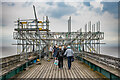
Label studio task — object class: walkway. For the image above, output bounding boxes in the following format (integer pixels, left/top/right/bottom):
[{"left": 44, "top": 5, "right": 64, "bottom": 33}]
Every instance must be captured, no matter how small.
[{"left": 13, "top": 59, "right": 105, "bottom": 80}]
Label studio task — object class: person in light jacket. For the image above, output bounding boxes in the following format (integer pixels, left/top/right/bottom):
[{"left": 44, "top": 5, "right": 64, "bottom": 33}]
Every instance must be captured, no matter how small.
[
  {"left": 49, "top": 45, "right": 53, "bottom": 59},
  {"left": 64, "top": 46, "right": 74, "bottom": 70}
]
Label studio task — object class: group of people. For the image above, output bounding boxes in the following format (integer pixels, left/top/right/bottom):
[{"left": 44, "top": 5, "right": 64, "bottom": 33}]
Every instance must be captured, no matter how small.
[{"left": 49, "top": 45, "right": 74, "bottom": 70}]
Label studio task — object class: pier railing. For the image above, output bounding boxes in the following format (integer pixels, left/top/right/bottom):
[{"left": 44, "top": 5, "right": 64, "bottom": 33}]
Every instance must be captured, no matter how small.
[
  {"left": 0, "top": 52, "right": 38, "bottom": 70},
  {"left": 76, "top": 52, "right": 120, "bottom": 70},
  {"left": 1, "top": 52, "right": 120, "bottom": 70}
]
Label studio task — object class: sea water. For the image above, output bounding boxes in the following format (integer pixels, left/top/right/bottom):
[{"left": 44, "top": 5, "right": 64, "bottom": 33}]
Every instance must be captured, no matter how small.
[{"left": 0, "top": 46, "right": 119, "bottom": 58}]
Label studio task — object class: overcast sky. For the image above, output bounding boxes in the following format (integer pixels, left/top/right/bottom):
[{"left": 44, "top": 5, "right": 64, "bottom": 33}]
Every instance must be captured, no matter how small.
[{"left": 0, "top": 0, "right": 119, "bottom": 48}]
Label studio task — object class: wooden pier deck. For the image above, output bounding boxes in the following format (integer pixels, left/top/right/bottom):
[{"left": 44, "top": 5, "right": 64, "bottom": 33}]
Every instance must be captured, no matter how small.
[{"left": 13, "top": 59, "right": 105, "bottom": 79}]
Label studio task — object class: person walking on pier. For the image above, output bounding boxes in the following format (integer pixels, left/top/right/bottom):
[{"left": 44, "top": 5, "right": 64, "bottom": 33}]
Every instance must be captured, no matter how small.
[
  {"left": 56, "top": 46, "right": 64, "bottom": 69},
  {"left": 64, "top": 46, "right": 74, "bottom": 70},
  {"left": 53, "top": 45, "right": 59, "bottom": 59},
  {"left": 49, "top": 45, "right": 53, "bottom": 59},
  {"left": 63, "top": 45, "right": 67, "bottom": 58}
]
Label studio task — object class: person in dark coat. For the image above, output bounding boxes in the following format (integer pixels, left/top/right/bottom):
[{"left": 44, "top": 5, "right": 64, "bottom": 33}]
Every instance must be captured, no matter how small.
[
  {"left": 53, "top": 45, "right": 59, "bottom": 58},
  {"left": 56, "top": 46, "right": 64, "bottom": 69}
]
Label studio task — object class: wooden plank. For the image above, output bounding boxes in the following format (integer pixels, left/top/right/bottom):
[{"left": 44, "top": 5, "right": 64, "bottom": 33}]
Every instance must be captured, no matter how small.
[
  {"left": 37, "top": 61, "right": 49, "bottom": 78},
  {"left": 65, "top": 60, "right": 71, "bottom": 78},
  {"left": 74, "top": 62, "right": 86, "bottom": 78},
  {"left": 49, "top": 61, "right": 54, "bottom": 78},
  {"left": 24, "top": 65, "right": 40, "bottom": 78},
  {"left": 78, "top": 63, "right": 93, "bottom": 79},
  {"left": 32, "top": 63, "right": 45, "bottom": 78},
  {"left": 61, "top": 66, "right": 64, "bottom": 78},
  {"left": 20, "top": 65, "right": 38, "bottom": 78},
  {"left": 52, "top": 60, "right": 58, "bottom": 79},
  {"left": 72, "top": 61, "right": 83, "bottom": 79},
  {"left": 77, "top": 60, "right": 101, "bottom": 79},
  {"left": 17, "top": 64, "right": 37, "bottom": 78},
  {"left": 71, "top": 64, "right": 80, "bottom": 79},
  {"left": 24, "top": 60, "right": 42, "bottom": 78},
  {"left": 63, "top": 60, "right": 68, "bottom": 78},
  {"left": 55, "top": 64, "right": 59, "bottom": 78},
  {"left": 70, "top": 63, "right": 77, "bottom": 79},
  {"left": 52, "top": 62, "right": 56, "bottom": 78},
  {"left": 77, "top": 64, "right": 91, "bottom": 78},
  {"left": 15, "top": 59, "right": 105, "bottom": 79},
  {"left": 82, "top": 65, "right": 97, "bottom": 79},
  {"left": 63, "top": 65, "right": 67, "bottom": 78},
  {"left": 76, "top": 60, "right": 102, "bottom": 80},
  {"left": 45, "top": 62, "right": 53, "bottom": 78},
  {"left": 41, "top": 62, "right": 50, "bottom": 78},
  {"left": 68, "top": 67, "right": 74, "bottom": 78},
  {"left": 25, "top": 65, "right": 39, "bottom": 79}
]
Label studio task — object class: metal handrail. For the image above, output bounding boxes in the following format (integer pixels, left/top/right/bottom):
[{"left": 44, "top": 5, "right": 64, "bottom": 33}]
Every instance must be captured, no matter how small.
[
  {"left": 0, "top": 52, "right": 38, "bottom": 69},
  {"left": 75, "top": 52, "right": 120, "bottom": 70}
]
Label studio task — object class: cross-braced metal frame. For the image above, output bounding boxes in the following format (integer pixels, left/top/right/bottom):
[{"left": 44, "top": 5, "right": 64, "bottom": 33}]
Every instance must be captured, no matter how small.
[{"left": 13, "top": 5, "right": 104, "bottom": 61}]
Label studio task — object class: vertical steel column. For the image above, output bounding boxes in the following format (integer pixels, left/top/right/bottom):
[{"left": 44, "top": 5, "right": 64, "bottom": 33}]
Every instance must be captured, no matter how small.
[
  {"left": 17, "top": 19, "right": 20, "bottom": 54},
  {"left": 25, "top": 32, "right": 28, "bottom": 60},
  {"left": 26, "top": 22, "right": 29, "bottom": 58},
  {"left": 79, "top": 29, "right": 82, "bottom": 52},
  {"left": 46, "top": 16, "right": 50, "bottom": 59},
  {"left": 85, "top": 24, "right": 87, "bottom": 52},
  {"left": 17, "top": 18, "right": 20, "bottom": 61},
  {"left": 33, "top": 40, "right": 34, "bottom": 52},
  {"left": 92, "top": 24, "right": 94, "bottom": 53},
  {"left": 89, "top": 21, "right": 91, "bottom": 32},
  {"left": 97, "top": 21, "right": 100, "bottom": 62},
  {"left": 89, "top": 21, "right": 91, "bottom": 53},
  {"left": 68, "top": 16, "right": 71, "bottom": 33},
  {"left": 98, "top": 21, "right": 100, "bottom": 54},
  {"left": 96, "top": 22, "right": 99, "bottom": 54},
  {"left": 33, "top": 5, "right": 41, "bottom": 59},
  {"left": 94, "top": 24, "right": 95, "bottom": 53},
  {"left": 38, "top": 31, "right": 41, "bottom": 60},
  {"left": 68, "top": 16, "right": 71, "bottom": 46}
]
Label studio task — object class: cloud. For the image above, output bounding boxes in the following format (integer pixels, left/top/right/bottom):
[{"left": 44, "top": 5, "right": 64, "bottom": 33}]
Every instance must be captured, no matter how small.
[
  {"left": 1, "top": 2, "right": 118, "bottom": 48},
  {"left": 102, "top": 0, "right": 120, "bottom": 2},
  {"left": 22, "top": 0, "right": 35, "bottom": 7},
  {"left": 38, "top": 2, "right": 77, "bottom": 18},
  {"left": 101, "top": 2, "right": 118, "bottom": 18},
  {"left": 50, "top": 5, "right": 76, "bottom": 18},
  {"left": 2, "top": 2, "right": 15, "bottom": 6},
  {"left": 90, "top": 1, "right": 103, "bottom": 11},
  {"left": 46, "top": 2, "right": 54, "bottom": 5},
  {"left": 83, "top": 0, "right": 95, "bottom": 1}
]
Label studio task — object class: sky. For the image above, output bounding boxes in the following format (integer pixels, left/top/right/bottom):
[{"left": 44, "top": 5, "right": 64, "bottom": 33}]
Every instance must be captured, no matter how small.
[{"left": 0, "top": 0, "right": 119, "bottom": 57}]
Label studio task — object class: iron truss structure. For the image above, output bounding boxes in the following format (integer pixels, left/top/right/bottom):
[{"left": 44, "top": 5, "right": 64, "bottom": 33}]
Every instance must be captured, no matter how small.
[{"left": 13, "top": 6, "right": 104, "bottom": 61}]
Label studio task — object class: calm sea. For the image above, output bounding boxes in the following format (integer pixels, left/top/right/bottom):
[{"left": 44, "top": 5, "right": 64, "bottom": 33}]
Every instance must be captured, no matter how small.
[{"left": 0, "top": 46, "right": 119, "bottom": 58}]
